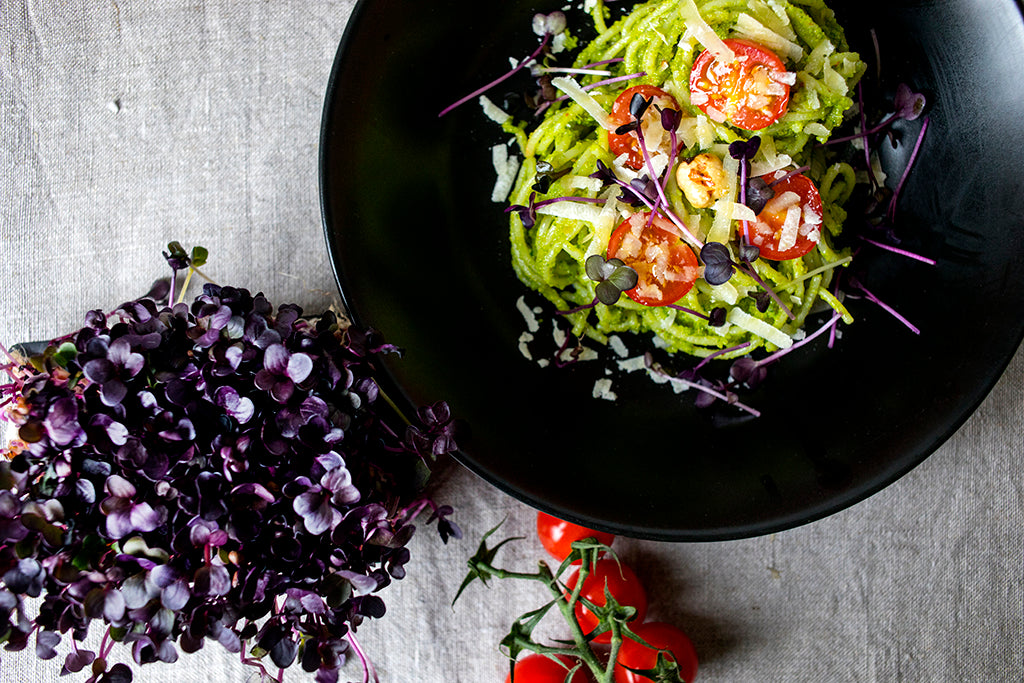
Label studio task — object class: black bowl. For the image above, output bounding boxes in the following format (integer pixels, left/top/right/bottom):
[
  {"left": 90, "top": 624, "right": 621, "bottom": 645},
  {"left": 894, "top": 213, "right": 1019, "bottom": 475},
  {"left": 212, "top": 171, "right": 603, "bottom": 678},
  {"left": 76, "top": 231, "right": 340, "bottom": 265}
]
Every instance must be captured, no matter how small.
[{"left": 320, "top": 0, "right": 1024, "bottom": 540}]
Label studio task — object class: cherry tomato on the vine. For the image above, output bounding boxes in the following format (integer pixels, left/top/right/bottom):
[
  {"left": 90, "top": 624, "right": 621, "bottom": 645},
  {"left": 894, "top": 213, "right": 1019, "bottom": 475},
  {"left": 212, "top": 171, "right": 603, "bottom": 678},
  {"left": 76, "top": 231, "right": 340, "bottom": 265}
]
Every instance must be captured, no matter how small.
[
  {"left": 537, "top": 512, "right": 615, "bottom": 563},
  {"left": 607, "top": 212, "right": 700, "bottom": 307},
  {"left": 565, "top": 558, "right": 648, "bottom": 645},
  {"left": 689, "top": 39, "right": 791, "bottom": 131},
  {"left": 614, "top": 621, "right": 699, "bottom": 683},
  {"left": 746, "top": 170, "right": 823, "bottom": 261},
  {"left": 505, "top": 653, "right": 589, "bottom": 683},
  {"left": 607, "top": 84, "right": 681, "bottom": 170}
]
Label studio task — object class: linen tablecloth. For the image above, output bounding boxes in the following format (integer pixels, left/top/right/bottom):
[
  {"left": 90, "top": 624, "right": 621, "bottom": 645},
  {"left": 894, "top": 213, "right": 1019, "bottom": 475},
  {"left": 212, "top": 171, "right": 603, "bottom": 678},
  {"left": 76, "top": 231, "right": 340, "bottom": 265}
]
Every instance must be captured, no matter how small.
[{"left": 1, "top": 2, "right": 1021, "bottom": 681}]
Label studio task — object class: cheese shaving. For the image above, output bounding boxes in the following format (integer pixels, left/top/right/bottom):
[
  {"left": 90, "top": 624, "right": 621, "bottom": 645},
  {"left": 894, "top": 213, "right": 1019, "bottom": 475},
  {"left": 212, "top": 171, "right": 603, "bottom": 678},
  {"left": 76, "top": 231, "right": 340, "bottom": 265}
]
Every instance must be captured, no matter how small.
[
  {"left": 551, "top": 76, "right": 611, "bottom": 129},
  {"left": 679, "top": 0, "right": 735, "bottom": 62},
  {"left": 726, "top": 308, "right": 794, "bottom": 349}
]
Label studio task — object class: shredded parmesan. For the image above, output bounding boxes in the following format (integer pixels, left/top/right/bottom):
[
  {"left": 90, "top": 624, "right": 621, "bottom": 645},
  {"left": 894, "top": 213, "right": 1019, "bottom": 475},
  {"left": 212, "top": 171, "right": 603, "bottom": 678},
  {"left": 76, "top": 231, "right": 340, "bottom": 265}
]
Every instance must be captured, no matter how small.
[
  {"left": 537, "top": 200, "right": 605, "bottom": 224},
  {"left": 490, "top": 144, "right": 520, "bottom": 202},
  {"left": 551, "top": 76, "right": 611, "bottom": 129},
  {"left": 592, "top": 378, "right": 618, "bottom": 401},
  {"left": 478, "top": 95, "right": 510, "bottom": 124},
  {"left": 734, "top": 14, "right": 804, "bottom": 62},
  {"left": 726, "top": 308, "right": 793, "bottom": 349},
  {"left": 679, "top": 0, "right": 735, "bottom": 62}
]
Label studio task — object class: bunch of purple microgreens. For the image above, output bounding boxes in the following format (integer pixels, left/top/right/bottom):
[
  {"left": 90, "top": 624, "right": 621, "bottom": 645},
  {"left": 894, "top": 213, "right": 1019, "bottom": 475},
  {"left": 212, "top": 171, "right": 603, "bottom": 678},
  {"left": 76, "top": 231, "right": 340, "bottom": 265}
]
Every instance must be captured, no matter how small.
[
  {"left": 444, "top": 9, "right": 933, "bottom": 417},
  {"left": 0, "top": 243, "right": 461, "bottom": 683}
]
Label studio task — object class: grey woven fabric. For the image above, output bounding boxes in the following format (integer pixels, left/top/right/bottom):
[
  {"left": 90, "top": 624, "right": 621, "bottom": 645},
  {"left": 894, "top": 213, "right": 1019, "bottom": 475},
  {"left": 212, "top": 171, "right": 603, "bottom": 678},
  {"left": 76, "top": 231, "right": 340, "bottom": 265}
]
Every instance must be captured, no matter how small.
[{"left": 1, "top": 2, "right": 1021, "bottom": 681}]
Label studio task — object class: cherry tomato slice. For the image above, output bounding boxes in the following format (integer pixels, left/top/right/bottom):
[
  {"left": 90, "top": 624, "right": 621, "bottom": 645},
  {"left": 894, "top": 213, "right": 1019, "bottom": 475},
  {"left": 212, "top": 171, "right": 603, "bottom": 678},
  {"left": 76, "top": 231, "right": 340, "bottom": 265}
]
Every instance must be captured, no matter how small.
[
  {"left": 689, "top": 39, "right": 791, "bottom": 131},
  {"left": 607, "top": 212, "right": 699, "bottom": 306},
  {"left": 537, "top": 512, "right": 615, "bottom": 563},
  {"left": 613, "top": 622, "right": 699, "bottom": 683},
  {"left": 565, "top": 558, "right": 648, "bottom": 645},
  {"left": 747, "top": 170, "right": 823, "bottom": 261},
  {"left": 505, "top": 653, "right": 589, "bottom": 683},
  {"left": 607, "top": 85, "right": 681, "bottom": 170}
]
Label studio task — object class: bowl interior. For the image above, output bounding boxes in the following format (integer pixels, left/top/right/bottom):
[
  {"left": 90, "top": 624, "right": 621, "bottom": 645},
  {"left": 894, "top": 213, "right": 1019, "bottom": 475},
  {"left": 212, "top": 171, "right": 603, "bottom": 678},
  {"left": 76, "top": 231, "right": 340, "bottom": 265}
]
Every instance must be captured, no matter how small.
[{"left": 320, "top": 0, "right": 1024, "bottom": 540}]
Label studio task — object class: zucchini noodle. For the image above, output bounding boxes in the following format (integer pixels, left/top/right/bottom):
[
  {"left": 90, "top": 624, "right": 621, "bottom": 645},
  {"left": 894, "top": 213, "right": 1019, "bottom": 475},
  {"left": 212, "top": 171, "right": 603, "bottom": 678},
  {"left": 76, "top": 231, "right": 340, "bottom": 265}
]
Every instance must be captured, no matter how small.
[{"left": 503, "top": 0, "right": 866, "bottom": 359}]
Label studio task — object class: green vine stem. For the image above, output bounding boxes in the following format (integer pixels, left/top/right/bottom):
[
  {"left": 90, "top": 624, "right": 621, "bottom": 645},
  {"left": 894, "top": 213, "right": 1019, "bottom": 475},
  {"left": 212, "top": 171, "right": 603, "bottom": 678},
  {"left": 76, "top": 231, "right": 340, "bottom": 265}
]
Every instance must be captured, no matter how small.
[{"left": 453, "top": 522, "right": 687, "bottom": 683}]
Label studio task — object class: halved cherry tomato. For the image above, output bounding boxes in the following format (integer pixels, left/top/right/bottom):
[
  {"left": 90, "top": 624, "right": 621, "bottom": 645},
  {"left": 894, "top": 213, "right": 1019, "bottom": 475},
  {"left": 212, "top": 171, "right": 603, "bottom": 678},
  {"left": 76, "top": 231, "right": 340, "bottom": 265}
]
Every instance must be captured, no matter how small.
[
  {"left": 505, "top": 653, "right": 589, "bottom": 683},
  {"left": 565, "top": 558, "right": 648, "bottom": 645},
  {"left": 747, "top": 170, "right": 823, "bottom": 261},
  {"left": 607, "top": 85, "right": 681, "bottom": 170},
  {"left": 689, "top": 39, "right": 791, "bottom": 131},
  {"left": 607, "top": 212, "right": 699, "bottom": 307},
  {"left": 613, "top": 622, "right": 699, "bottom": 683},
  {"left": 537, "top": 511, "right": 615, "bottom": 564}
]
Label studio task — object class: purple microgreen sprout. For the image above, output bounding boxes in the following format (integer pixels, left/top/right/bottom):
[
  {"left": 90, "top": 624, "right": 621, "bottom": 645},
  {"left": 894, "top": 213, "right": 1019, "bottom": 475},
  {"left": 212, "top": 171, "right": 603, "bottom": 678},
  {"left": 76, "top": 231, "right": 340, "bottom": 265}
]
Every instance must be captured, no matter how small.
[
  {"left": 627, "top": 105, "right": 703, "bottom": 247},
  {"left": 585, "top": 254, "right": 639, "bottom": 305},
  {"left": 699, "top": 242, "right": 735, "bottom": 286},
  {"left": 666, "top": 303, "right": 728, "bottom": 327},
  {"left": 535, "top": 69, "right": 646, "bottom": 116},
  {"left": 0, "top": 246, "right": 462, "bottom": 683},
  {"left": 728, "top": 137, "right": 760, "bottom": 242},
  {"left": 645, "top": 354, "right": 761, "bottom": 417},
  {"left": 885, "top": 116, "right": 930, "bottom": 223},
  {"left": 846, "top": 276, "right": 921, "bottom": 334},
  {"left": 507, "top": 192, "right": 610, "bottom": 228},
  {"left": 439, "top": 12, "right": 567, "bottom": 117}
]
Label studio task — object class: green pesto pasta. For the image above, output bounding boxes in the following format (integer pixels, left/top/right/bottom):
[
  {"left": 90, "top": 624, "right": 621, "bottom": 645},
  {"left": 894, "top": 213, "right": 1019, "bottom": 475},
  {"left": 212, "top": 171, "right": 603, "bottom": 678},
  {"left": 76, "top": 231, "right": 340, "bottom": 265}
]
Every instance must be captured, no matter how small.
[{"left": 500, "top": 0, "right": 866, "bottom": 359}]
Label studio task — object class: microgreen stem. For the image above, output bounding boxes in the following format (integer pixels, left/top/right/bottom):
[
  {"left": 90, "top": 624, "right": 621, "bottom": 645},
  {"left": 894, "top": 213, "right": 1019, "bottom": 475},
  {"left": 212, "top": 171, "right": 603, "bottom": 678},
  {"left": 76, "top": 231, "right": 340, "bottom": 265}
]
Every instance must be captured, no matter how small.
[
  {"left": 439, "top": 34, "right": 551, "bottom": 117},
  {"left": 858, "top": 235, "right": 936, "bottom": 264},
  {"left": 886, "top": 116, "right": 930, "bottom": 223},
  {"left": 740, "top": 264, "right": 795, "bottom": 320},
  {"left": 756, "top": 312, "right": 841, "bottom": 368},
  {"left": 666, "top": 304, "right": 713, "bottom": 321},
  {"left": 557, "top": 296, "right": 599, "bottom": 315},
  {"left": 636, "top": 124, "right": 703, "bottom": 248},
  {"left": 650, "top": 367, "right": 761, "bottom": 417},
  {"left": 693, "top": 341, "right": 752, "bottom": 372},
  {"left": 537, "top": 71, "right": 646, "bottom": 115},
  {"left": 345, "top": 631, "right": 380, "bottom": 683},
  {"left": 849, "top": 278, "right": 920, "bottom": 334}
]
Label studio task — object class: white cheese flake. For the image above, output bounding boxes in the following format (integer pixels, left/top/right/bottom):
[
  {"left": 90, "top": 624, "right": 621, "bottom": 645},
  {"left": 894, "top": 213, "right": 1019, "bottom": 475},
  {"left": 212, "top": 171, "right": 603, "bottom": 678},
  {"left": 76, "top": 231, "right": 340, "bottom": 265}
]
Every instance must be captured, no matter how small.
[
  {"left": 726, "top": 308, "right": 793, "bottom": 349},
  {"left": 551, "top": 76, "right": 611, "bottom": 129},
  {"left": 592, "top": 378, "right": 618, "bottom": 401},
  {"left": 490, "top": 144, "right": 520, "bottom": 202},
  {"left": 680, "top": 0, "right": 736, "bottom": 62}
]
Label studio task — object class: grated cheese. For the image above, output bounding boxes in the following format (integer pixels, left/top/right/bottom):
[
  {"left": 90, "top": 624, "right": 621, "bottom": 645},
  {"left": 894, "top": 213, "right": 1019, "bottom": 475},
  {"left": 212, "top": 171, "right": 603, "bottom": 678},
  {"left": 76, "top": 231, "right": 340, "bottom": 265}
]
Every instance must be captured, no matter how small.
[
  {"left": 551, "top": 76, "right": 611, "bottom": 129},
  {"left": 680, "top": 0, "right": 736, "bottom": 62},
  {"left": 726, "top": 308, "right": 793, "bottom": 349},
  {"left": 592, "top": 378, "right": 618, "bottom": 401},
  {"left": 734, "top": 14, "right": 804, "bottom": 62},
  {"left": 478, "top": 95, "right": 510, "bottom": 124},
  {"left": 490, "top": 144, "right": 520, "bottom": 202}
]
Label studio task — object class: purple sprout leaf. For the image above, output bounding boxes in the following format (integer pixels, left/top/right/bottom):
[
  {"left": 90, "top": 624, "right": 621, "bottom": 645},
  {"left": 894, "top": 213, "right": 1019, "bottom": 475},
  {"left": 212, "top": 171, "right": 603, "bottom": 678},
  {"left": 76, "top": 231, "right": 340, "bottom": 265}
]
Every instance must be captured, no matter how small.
[
  {"left": 893, "top": 83, "right": 926, "bottom": 121},
  {"left": 61, "top": 648, "right": 96, "bottom": 675},
  {"left": 35, "top": 629, "right": 61, "bottom": 660},
  {"left": 294, "top": 488, "right": 342, "bottom": 536},
  {"left": 745, "top": 176, "right": 775, "bottom": 215},
  {"left": 44, "top": 396, "right": 83, "bottom": 447},
  {"left": 699, "top": 242, "right": 735, "bottom": 286}
]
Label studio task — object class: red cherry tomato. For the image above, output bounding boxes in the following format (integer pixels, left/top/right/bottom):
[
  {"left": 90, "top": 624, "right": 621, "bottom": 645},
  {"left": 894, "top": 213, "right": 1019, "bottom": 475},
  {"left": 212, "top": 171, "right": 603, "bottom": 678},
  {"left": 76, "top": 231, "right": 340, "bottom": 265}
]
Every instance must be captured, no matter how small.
[
  {"left": 607, "top": 85, "right": 681, "bottom": 170},
  {"left": 614, "top": 622, "right": 699, "bottom": 683},
  {"left": 565, "top": 558, "right": 648, "bottom": 645},
  {"left": 537, "top": 512, "right": 615, "bottom": 563},
  {"left": 505, "top": 653, "right": 589, "bottom": 683},
  {"left": 689, "top": 39, "right": 791, "bottom": 130},
  {"left": 746, "top": 170, "right": 823, "bottom": 261},
  {"left": 607, "top": 212, "right": 699, "bottom": 307}
]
